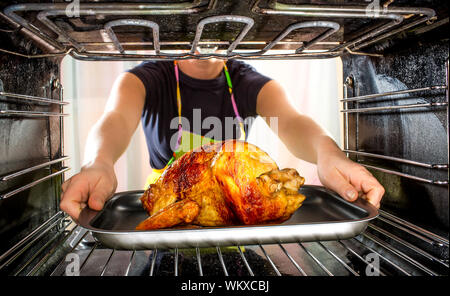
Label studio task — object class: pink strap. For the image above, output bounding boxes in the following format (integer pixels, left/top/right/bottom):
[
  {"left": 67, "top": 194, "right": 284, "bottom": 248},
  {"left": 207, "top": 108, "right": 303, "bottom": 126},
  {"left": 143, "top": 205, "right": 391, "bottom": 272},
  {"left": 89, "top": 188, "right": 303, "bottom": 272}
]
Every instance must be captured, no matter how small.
[
  {"left": 230, "top": 93, "right": 243, "bottom": 122},
  {"left": 174, "top": 62, "right": 180, "bottom": 82}
]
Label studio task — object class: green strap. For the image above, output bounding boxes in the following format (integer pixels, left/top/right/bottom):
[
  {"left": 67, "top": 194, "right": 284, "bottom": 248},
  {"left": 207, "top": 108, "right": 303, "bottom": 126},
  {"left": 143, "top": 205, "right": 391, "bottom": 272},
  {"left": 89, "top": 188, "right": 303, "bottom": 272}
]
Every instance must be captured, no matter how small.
[{"left": 224, "top": 67, "right": 233, "bottom": 89}]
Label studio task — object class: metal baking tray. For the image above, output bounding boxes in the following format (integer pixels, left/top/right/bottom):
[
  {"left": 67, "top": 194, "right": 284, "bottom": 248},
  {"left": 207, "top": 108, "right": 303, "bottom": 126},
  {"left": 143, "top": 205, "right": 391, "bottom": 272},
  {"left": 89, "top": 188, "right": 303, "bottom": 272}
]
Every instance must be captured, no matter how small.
[{"left": 77, "top": 185, "right": 378, "bottom": 249}]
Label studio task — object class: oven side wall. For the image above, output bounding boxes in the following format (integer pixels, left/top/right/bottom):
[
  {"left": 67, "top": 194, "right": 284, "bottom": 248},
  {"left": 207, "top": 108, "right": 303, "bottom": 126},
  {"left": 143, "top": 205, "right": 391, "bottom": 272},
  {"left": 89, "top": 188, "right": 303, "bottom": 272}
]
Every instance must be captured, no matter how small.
[
  {"left": 0, "top": 26, "right": 64, "bottom": 274},
  {"left": 342, "top": 33, "right": 449, "bottom": 236}
]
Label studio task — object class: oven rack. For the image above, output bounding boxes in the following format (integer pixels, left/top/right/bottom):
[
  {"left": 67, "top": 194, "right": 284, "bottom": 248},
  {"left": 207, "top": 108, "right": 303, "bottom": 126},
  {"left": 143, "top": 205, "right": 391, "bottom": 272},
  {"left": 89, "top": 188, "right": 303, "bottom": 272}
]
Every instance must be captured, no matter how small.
[
  {"left": 0, "top": 87, "right": 69, "bottom": 117},
  {"left": 0, "top": 85, "right": 69, "bottom": 200},
  {"left": 0, "top": 91, "right": 69, "bottom": 105},
  {"left": 0, "top": 207, "right": 447, "bottom": 276},
  {"left": 341, "top": 61, "right": 449, "bottom": 187},
  {"left": 0, "top": 167, "right": 69, "bottom": 201},
  {"left": 1, "top": 1, "right": 437, "bottom": 61}
]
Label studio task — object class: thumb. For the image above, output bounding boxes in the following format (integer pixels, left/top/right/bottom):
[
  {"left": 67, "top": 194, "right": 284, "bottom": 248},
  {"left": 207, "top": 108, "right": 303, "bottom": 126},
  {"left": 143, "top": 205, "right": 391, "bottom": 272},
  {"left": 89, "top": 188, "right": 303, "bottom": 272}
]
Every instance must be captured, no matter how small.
[{"left": 322, "top": 168, "right": 358, "bottom": 202}]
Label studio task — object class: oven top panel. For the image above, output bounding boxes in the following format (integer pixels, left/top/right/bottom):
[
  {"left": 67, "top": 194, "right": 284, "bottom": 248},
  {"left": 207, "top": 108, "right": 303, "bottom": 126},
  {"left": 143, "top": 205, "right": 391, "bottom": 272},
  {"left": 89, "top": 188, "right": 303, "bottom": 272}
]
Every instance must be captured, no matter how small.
[{"left": 0, "top": 1, "right": 448, "bottom": 60}]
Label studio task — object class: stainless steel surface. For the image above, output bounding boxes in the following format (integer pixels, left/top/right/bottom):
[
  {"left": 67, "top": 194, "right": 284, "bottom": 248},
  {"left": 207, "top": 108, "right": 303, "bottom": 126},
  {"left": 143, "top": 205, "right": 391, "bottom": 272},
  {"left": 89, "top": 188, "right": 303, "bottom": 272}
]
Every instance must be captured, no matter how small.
[
  {"left": 0, "top": 156, "right": 69, "bottom": 181},
  {"left": 69, "top": 50, "right": 342, "bottom": 62},
  {"left": 0, "top": 212, "right": 64, "bottom": 267},
  {"left": 0, "top": 167, "right": 70, "bottom": 200},
  {"left": 367, "top": 223, "right": 448, "bottom": 269},
  {"left": 0, "top": 212, "right": 74, "bottom": 275},
  {"left": 4, "top": 1, "right": 213, "bottom": 53},
  {"left": 1, "top": 2, "right": 437, "bottom": 60},
  {"left": 77, "top": 185, "right": 378, "bottom": 249},
  {"left": 2, "top": 209, "right": 444, "bottom": 276},
  {"left": 105, "top": 19, "right": 160, "bottom": 54},
  {"left": 360, "top": 231, "right": 437, "bottom": 276},
  {"left": 340, "top": 85, "right": 447, "bottom": 103},
  {"left": 341, "top": 102, "right": 448, "bottom": 113},
  {"left": 278, "top": 243, "right": 307, "bottom": 275},
  {"left": 259, "top": 21, "right": 340, "bottom": 54},
  {"left": 446, "top": 58, "right": 449, "bottom": 195},
  {"left": 0, "top": 91, "right": 69, "bottom": 105},
  {"left": 0, "top": 110, "right": 69, "bottom": 117},
  {"left": 353, "top": 12, "right": 436, "bottom": 51},
  {"left": 360, "top": 164, "right": 448, "bottom": 186},
  {"left": 190, "top": 15, "right": 254, "bottom": 55},
  {"left": 252, "top": 0, "right": 435, "bottom": 53},
  {"left": 251, "top": 1, "right": 404, "bottom": 20},
  {"left": 379, "top": 210, "right": 448, "bottom": 248},
  {"left": 344, "top": 150, "right": 448, "bottom": 170},
  {"left": 340, "top": 79, "right": 450, "bottom": 187},
  {"left": 0, "top": 0, "right": 447, "bottom": 278}
]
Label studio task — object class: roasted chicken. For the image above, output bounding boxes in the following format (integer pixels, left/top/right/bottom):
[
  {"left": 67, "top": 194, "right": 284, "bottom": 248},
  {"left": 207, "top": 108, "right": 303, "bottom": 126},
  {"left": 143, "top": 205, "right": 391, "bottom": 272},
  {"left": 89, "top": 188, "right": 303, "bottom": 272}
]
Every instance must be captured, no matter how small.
[{"left": 136, "top": 140, "right": 306, "bottom": 230}]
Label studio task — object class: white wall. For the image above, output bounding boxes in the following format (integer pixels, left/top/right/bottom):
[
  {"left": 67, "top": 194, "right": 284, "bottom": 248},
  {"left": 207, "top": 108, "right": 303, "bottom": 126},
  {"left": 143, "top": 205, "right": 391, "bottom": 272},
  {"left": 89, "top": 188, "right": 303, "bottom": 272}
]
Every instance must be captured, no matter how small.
[
  {"left": 61, "top": 56, "right": 342, "bottom": 191},
  {"left": 245, "top": 58, "right": 343, "bottom": 185}
]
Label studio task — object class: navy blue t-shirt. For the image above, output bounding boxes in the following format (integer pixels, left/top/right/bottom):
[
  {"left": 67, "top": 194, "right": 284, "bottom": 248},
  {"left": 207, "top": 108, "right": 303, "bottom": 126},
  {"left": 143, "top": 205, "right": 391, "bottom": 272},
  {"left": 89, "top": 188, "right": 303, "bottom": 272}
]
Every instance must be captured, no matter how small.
[{"left": 127, "top": 60, "right": 271, "bottom": 169}]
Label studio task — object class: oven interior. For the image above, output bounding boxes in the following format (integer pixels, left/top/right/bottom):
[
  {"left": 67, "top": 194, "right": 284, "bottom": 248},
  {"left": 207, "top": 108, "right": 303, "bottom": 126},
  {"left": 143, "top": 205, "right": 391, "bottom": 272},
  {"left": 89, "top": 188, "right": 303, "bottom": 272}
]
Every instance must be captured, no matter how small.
[{"left": 0, "top": 0, "right": 448, "bottom": 276}]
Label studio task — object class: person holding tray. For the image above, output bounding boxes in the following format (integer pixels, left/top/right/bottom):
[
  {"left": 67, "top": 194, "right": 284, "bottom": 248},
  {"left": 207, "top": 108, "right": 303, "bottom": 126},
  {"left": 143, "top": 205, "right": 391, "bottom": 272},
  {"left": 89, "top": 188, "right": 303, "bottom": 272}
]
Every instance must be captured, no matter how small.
[{"left": 60, "top": 57, "right": 385, "bottom": 220}]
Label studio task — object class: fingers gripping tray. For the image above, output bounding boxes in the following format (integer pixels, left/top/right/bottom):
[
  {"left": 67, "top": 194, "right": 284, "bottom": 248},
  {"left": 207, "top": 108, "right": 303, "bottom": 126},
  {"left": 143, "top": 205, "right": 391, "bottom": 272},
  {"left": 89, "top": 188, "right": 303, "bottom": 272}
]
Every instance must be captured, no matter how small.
[{"left": 76, "top": 185, "right": 378, "bottom": 250}]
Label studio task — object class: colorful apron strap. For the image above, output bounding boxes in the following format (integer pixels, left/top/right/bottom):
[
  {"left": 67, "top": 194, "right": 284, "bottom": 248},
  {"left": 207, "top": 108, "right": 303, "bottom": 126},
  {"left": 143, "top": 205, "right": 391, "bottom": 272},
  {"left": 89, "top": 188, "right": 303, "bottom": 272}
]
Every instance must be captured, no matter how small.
[
  {"left": 223, "top": 62, "right": 246, "bottom": 141},
  {"left": 173, "top": 60, "right": 183, "bottom": 148},
  {"left": 147, "top": 60, "right": 246, "bottom": 188}
]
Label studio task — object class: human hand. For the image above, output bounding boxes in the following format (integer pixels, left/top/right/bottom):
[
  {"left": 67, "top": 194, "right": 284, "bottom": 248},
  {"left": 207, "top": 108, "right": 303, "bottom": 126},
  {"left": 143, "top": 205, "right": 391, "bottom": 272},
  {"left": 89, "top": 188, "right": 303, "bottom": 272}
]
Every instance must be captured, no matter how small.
[
  {"left": 60, "top": 159, "right": 117, "bottom": 220},
  {"left": 317, "top": 150, "right": 385, "bottom": 208}
]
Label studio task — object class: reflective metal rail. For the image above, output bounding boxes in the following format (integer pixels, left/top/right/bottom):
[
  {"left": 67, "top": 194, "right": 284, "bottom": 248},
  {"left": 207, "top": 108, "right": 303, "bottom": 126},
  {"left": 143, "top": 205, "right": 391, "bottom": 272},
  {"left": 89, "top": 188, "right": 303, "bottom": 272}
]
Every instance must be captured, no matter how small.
[
  {"left": 341, "top": 62, "right": 449, "bottom": 187},
  {"left": 0, "top": 167, "right": 70, "bottom": 200},
  {"left": 0, "top": 157, "right": 70, "bottom": 182},
  {"left": 1, "top": 1, "right": 437, "bottom": 61},
  {"left": 1, "top": 208, "right": 443, "bottom": 276},
  {"left": 0, "top": 91, "right": 69, "bottom": 105}
]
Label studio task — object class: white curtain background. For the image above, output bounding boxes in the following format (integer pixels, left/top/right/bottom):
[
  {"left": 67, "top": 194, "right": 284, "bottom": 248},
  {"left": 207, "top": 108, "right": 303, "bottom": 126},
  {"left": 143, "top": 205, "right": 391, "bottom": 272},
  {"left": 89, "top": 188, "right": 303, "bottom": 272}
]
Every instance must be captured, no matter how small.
[{"left": 61, "top": 57, "right": 343, "bottom": 191}]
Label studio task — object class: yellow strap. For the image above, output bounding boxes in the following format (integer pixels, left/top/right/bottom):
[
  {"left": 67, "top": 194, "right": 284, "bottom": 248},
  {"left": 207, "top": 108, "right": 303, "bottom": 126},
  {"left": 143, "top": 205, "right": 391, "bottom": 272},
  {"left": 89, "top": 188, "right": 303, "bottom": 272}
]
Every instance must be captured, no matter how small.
[{"left": 145, "top": 61, "right": 245, "bottom": 188}]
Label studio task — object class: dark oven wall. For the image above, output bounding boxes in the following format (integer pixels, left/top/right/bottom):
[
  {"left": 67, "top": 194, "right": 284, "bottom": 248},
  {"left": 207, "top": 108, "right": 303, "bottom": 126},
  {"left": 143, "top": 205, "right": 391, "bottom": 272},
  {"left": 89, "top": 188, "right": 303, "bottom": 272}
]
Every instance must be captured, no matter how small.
[
  {"left": 0, "top": 19, "right": 64, "bottom": 274},
  {"left": 342, "top": 21, "right": 449, "bottom": 237}
]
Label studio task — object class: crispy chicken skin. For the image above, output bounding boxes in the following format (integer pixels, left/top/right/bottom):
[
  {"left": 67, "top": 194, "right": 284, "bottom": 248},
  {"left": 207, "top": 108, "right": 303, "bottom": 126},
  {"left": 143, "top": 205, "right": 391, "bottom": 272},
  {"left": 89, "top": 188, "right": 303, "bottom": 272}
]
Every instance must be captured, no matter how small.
[{"left": 136, "top": 140, "right": 306, "bottom": 230}]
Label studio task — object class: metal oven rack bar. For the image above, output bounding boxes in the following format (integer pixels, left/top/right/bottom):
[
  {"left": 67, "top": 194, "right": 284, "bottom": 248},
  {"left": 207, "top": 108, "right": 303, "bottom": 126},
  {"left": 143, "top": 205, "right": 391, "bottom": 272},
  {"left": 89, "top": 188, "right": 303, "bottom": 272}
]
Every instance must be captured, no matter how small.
[
  {"left": 0, "top": 88, "right": 69, "bottom": 116},
  {"left": 379, "top": 210, "right": 449, "bottom": 247},
  {"left": 341, "top": 62, "right": 449, "bottom": 187},
  {"left": 0, "top": 91, "right": 69, "bottom": 105},
  {"left": 342, "top": 150, "right": 448, "bottom": 170},
  {"left": 1, "top": 91, "right": 70, "bottom": 198},
  {"left": 0, "top": 212, "right": 64, "bottom": 267},
  {"left": 0, "top": 204, "right": 440, "bottom": 276},
  {"left": 0, "top": 110, "right": 68, "bottom": 116},
  {"left": 1, "top": 156, "right": 70, "bottom": 182},
  {"left": 0, "top": 167, "right": 70, "bottom": 200},
  {"left": 0, "top": 1, "right": 447, "bottom": 278},
  {"left": 258, "top": 21, "right": 340, "bottom": 55},
  {"left": 0, "top": 67, "right": 70, "bottom": 274},
  {"left": 12, "top": 206, "right": 443, "bottom": 276},
  {"left": 3, "top": 0, "right": 214, "bottom": 52},
  {"left": 0, "top": 211, "right": 74, "bottom": 275},
  {"left": 366, "top": 223, "right": 448, "bottom": 270},
  {"left": 190, "top": 15, "right": 254, "bottom": 56},
  {"left": 252, "top": 1, "right": 436, "bottom": 53},
  {"left": 340, "top": 86, "right": 447, "bottom": 103},
  {"left": 360, "top": 164, "right": 447, "bottom": 186},
  {"left": 2, "top": 2, "right": 436, "bottom": 61},
  {"left": 341, "top": 102, "right": 448, "bottom": 114},
  {"left": 104, "top": 19, "right": 160, "bottom": 54},
  {"left": 0, "top": 89, "right": 69, "bottom": 196}
]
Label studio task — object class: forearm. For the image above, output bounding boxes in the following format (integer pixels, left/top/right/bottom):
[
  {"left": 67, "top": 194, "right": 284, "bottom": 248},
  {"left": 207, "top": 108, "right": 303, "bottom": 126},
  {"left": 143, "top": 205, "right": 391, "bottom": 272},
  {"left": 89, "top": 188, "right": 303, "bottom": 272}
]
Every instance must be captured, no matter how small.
[
  {"left": 83, "top": 111, "right": 135, "bottom": 166},
  {"left": 257, "top": 80, "right": 344, "bottom": 164},
  {"left": 257, "top": 80, "right": 384, "bottom": 207},
  {"left": 279, "top": 114, "right": 344, "bottom": 164}
]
